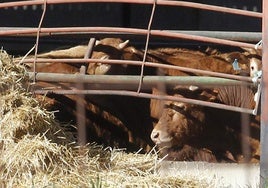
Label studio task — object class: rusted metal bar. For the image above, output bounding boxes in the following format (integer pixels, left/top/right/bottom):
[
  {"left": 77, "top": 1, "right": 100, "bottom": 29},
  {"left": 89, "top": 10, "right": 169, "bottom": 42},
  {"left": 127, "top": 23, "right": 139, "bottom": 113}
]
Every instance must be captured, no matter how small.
[
  {"left": 137, "top": 0, "right": 156, "bottom": 93},
  {"left": 76, "top": 82, "right": 87, "bottom": 146},
  {"left": 23, "top": 58, "right": 256, "bottom": 83},
  {"left": 169, "top": 31, "right": 261, "bottom": 43},
  {"left": 27, "top": 73, "right": 253, "bottom": 88},
  {"left": 84, "top": 38, "right": 96, "bottom": 61},
  {"left": 33, "top": 0, "right": 47, "bottom": 83},
  {"left": 0, "top": 27, "right": 258, "bottom": 49},
  {"left": 0, "top": 0, "right": 262, "bottom": 18},
  {"left": 0, "top": 28, "right": 262, "bottom": 42},
  {"left": 260, "top": 0, "right": 268, "bottom": 186},
  {"left": 33, "top": 89, "right": 255, "bottom": 114}
]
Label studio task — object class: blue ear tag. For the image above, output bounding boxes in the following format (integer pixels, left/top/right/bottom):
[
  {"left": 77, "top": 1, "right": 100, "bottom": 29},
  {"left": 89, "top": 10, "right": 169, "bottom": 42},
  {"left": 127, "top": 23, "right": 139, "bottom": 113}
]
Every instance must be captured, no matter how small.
[{"left": 232, "top": 59, "right": 241, "bottom": 71}]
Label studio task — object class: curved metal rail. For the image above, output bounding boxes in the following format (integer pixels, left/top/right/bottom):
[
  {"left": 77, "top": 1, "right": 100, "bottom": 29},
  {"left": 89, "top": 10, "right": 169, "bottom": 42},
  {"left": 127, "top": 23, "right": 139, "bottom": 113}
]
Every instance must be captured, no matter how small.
[
  {"left": 21, "top": 58, "right": 257, "bottom": 83},
  {"left": 0, "top": 27, "right": 259, "bottom": 49}
]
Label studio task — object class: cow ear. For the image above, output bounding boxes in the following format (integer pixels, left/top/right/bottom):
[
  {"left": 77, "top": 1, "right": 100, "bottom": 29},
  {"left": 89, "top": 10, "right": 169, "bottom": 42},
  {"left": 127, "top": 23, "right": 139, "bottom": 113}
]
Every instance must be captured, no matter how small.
[{"left": 118, "top": 40, "right": 129, "bottom": 49}]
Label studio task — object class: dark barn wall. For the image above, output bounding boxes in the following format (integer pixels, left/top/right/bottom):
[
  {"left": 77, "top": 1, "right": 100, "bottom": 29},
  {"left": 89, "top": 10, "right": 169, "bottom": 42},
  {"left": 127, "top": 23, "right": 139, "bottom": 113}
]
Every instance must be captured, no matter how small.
[
  {"left": 0, "top": 3, "right": 124, "bottom": 27},
  {"left": 199, "top": 0, "right": 262, "bottom": 32},
  {"left": 127, "top": 4, "right": 199, "bottom": 30}
]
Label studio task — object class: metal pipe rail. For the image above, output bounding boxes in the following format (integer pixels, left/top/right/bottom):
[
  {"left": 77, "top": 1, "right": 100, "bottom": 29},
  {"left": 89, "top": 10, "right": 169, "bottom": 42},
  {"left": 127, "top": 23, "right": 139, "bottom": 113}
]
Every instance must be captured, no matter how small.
[
  {"left": 29, "top": 73, "right": 257, "bottom": 115},
  {"left": 0, "top": 27, "right": 259, "bottom": 49},
  {"left": 28, "top": 73, "right": 253, "bottom": 89},
  {"left": 0, "top": 28, "right": 262, "bottom": 43},
  {"left": 23, "top": 58, "right": 256, "bottom": 83},
  {"left": 33, "top": 89, "right": 255, "bottom": 115}
]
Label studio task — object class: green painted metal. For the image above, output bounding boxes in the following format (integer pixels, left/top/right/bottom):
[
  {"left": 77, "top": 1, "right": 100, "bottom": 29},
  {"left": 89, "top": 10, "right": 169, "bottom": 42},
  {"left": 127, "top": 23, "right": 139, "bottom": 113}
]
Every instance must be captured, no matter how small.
[{"left": 28, "top": 73, "right": 253, "bottom": 89}]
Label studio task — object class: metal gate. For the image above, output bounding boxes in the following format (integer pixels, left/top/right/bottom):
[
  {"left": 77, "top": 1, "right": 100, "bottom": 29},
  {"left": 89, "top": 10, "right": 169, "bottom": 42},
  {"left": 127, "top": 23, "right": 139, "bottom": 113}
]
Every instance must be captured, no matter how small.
[{"left": 0, "top": 0, "right": 266, "bottom": 186}]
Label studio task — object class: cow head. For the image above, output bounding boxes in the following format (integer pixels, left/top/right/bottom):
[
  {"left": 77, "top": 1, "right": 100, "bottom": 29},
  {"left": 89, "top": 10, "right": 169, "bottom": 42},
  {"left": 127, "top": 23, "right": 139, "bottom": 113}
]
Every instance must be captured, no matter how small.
[
  {"left": 87, "top": 38, "right": 130, "bottom": 75},
  {"left": 150, "top": 98, "right": 205, "bottom": 149},
  {"left": 250, "top": 57, "right": 262, "bottom": 78}
]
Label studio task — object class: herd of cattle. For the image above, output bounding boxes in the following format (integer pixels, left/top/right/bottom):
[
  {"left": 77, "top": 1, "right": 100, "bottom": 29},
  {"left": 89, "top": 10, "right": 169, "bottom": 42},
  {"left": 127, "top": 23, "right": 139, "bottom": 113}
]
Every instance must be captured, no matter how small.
[{"left": 19, "top": 38, "right": 262, "bottom": 163}]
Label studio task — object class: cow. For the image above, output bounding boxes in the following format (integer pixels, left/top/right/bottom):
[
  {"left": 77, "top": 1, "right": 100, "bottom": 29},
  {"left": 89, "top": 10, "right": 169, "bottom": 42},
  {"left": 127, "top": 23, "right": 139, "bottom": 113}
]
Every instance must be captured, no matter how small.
[
  {"left": 150, "top": 85, "right": 259, "bottom": 162},
  {"left": 33, "top": 75, "right": 154, "bottom": 152},
  {"left": 87, "top": 38, "right": 130, "bottom": 75},
  {"left": 22, "top": 38, "right": 152, "bottom": 76},
  {"left": 86, "top": 38, "right": 155, "bottom": 75},
  {"left": 19, "top": 38, "right": 154, "bottom": 152},
  {"left": 145, "top": 47, "right": 251, "bottom": 76},
  {"left": 149, "top": 48, "right": 261, "bottom": 162}
]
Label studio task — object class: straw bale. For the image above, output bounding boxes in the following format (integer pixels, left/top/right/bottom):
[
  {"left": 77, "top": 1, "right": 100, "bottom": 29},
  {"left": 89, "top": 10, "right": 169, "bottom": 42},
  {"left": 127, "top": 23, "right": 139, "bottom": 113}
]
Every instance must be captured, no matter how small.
[
  {"left": 1, "top": 134, "right": 74, "bottom": 177},
  {"left": 0, "top": 50, "right": 28, "bottom": 94}
]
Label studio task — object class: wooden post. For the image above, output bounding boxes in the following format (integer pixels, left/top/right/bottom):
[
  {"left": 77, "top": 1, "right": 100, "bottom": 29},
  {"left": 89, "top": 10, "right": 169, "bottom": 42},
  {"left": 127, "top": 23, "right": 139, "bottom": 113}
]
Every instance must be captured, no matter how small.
[{"left": 260, "top": 0, "right": 268, "bottom": 186}]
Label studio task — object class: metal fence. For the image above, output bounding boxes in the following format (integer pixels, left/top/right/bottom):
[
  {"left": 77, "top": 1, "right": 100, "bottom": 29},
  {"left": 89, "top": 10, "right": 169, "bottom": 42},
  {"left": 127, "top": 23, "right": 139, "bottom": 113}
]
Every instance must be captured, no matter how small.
[{"left": 0, "top": 0, "right": 266, "bottom": 186}]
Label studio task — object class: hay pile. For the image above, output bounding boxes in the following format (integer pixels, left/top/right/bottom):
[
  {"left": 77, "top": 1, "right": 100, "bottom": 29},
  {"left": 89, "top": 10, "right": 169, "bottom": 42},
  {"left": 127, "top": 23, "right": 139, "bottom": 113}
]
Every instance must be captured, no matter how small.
[{"left": 0, "top": 49, "right": 213, "bottom": 187}]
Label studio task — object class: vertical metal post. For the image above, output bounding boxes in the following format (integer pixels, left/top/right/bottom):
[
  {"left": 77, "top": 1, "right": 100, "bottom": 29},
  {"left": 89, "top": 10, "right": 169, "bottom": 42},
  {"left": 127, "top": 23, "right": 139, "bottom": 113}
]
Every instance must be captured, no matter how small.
[
  {"left": 76, "top": 68, "right": 87, "bottom": 146},
  {"left": 260, "top": 0, "right": 268, "bottom": 186},
  {"left": 76, "top": 38, "right": 96, "bottom": 146}
]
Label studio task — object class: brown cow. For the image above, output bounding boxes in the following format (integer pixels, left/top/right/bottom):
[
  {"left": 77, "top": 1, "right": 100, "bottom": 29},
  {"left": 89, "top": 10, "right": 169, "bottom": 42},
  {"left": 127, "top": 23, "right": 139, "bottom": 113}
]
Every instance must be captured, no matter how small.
[
  {"left": 22, "top": 37, "right": 152, "bottom": 76},
  {"left": 87, "top": 38, "right": 154, "bottom": 75},
  {"left": 87, "top": 38, "right": 130, "bottom": 75},
  {"left": 150, "top": 86, "right": 260, "bottom": 162},
  {"left": 33, "top": 72, "right": 153, "bottom": 152},
  {"left": 23, "top": 38, "right": 154, "bottom": 152},
  {"left": 149, "top": 48, "right": 261, "bottom": 162},
  {"left": 20, "top": 38, "right": 127, "bottom": 72},
  {"left": 145, "top": 47, "right": 251, "bottom": 76}
]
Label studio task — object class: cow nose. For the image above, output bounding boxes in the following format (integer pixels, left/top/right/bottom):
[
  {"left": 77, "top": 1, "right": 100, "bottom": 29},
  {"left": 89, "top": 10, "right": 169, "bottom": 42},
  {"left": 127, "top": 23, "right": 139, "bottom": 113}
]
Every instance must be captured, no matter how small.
[{"left": 150, "top": 130, "right": 160, "bottom": 143}]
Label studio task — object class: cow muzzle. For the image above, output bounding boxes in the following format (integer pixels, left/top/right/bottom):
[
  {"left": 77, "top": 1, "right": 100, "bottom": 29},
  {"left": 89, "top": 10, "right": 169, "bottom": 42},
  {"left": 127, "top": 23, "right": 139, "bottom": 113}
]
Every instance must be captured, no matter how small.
[{"left": 150, "top": 129, "right": 173, "bottom": 148}]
